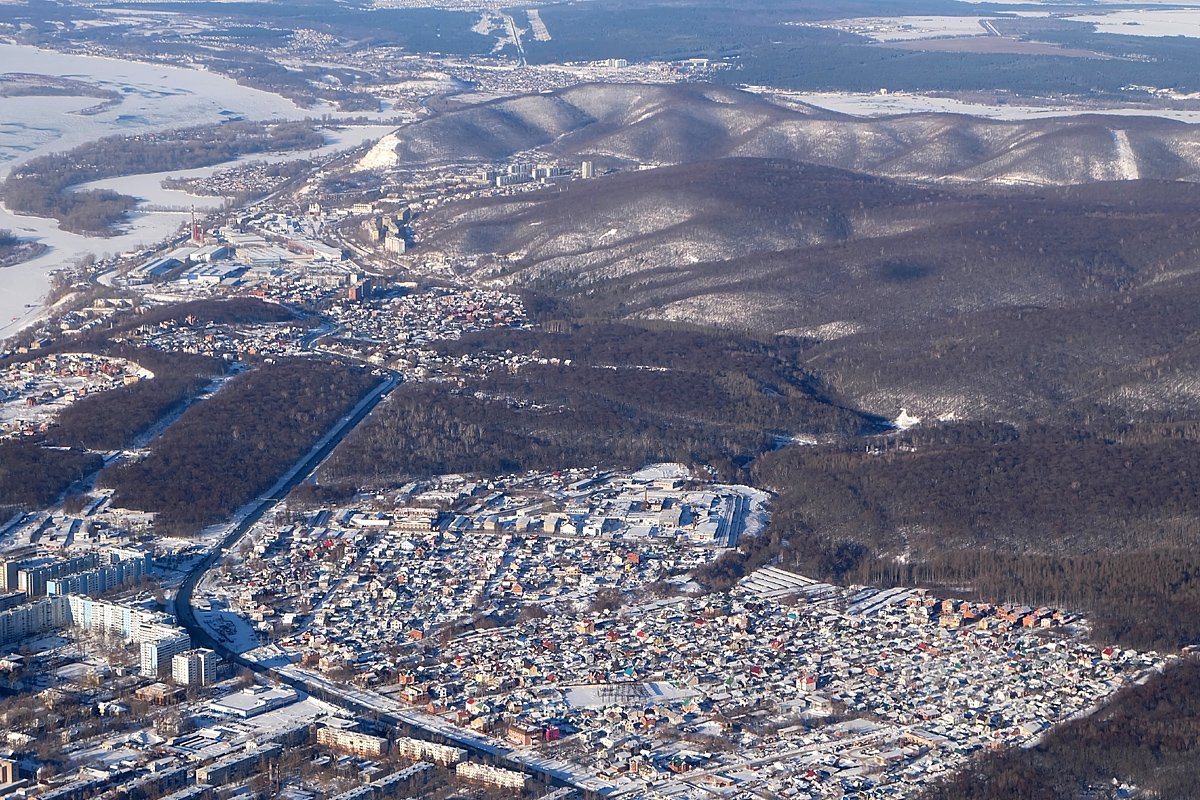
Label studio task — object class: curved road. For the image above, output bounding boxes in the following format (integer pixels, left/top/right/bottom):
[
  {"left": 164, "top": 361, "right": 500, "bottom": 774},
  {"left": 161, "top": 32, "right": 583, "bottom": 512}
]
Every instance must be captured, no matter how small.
[
  {"left": 169, "top": 365, "right": 600, "bottom": 796},
  {"left": 173, "top": 367, "right": 397, "bottom": 648}
]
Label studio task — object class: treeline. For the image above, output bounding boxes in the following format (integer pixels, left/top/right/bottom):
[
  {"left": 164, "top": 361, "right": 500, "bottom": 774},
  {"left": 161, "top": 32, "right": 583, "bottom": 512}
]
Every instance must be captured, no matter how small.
[
  {"left": 0, "top": 440, "right": 102, "bottom": 511},
  {"left": 46, "top": 349, "right": 224, "bottom": 451},
  {"left": 698, "top": 422, "right": 1200, "bottom": 650},
  {"left": 101, "top": 361, "right": 379, "bottom": 535},
  {"left": 109, "top": 297, "right": 302, "bottom": 335},
  {"left": 322, "top": 324, "right": 883, "bottom": 487},
  {"left": 0, "top": 298, "right": 302, "bottom": 368},
  {"left": 922, "top": 657, "right": 1200, "bottom": 799},
  {"left": 754, "top": 424, "right": 1200, "bottom": 556},
  {"left": 2, "top": 121, "right": 324, "bottom": 234},
  {"left": 0, "top": 228, "right": 44, "bottom": 267},
  {"left": 872, "top": 550, "right": 1200, "bottom": 652}
]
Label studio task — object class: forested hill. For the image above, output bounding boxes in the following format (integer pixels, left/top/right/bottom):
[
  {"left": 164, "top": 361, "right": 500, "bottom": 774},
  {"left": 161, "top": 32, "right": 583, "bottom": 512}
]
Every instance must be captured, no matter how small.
[
  {"left": 102, "top": 360, "right": 379, "bottom": 535},
  {"left": 421, "top": 158, "right": 1200, "bottom": 425},
  {"left": 320, "top": 323, "right": 884, "bottom": 487},
  {"left": 371, "top": 82, "right": 1200, "bottom": 184}
]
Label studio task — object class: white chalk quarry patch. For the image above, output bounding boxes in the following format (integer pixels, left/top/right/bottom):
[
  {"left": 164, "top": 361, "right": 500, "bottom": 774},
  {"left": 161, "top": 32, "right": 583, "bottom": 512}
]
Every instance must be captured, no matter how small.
[
  {"left": 354, "top": 131, "right": 401, "bottom": 172},
  {"left": 1112, "top": 129, "right": 1139, "bottom": 181}
]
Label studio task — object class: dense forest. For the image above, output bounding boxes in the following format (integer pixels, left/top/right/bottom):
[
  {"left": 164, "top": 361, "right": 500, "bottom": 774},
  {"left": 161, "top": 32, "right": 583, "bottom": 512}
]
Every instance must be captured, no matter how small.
[
  {"left": 522, "top": 3, "right": 1200, "bottom": 96},
  {"left": 431, "top": 161, "right": 1200, "bottom": 423},
  {"left": 101, "top": 360, "right": 379, "bottom": 534},
  {"left": 46, "top": 349, "right": 224, "bottom": 451},
  {"left": 321, "top": 324, "right": 882, "bottom": 486},
  {"left": 686, "top": 423, "right": 1200, "bottom": 650},
  {"left": 2, "top": 121, "right": 324, "bottom": 234},
  {"left": 922, "top": 656, "right": 1200, "bottom": 799},
  {"left": 0, "top": 441, "right": 103, "bottom": 512},
  {"left": 755, "top": 424, "right": 1200, "bottom": 554}
]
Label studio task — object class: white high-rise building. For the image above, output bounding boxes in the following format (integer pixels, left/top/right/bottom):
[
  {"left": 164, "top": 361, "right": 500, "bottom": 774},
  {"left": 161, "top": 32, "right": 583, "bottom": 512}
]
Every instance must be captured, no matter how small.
[
  {"left": 172, "top": 648, "right": 218, "bottom": 686},
  {"left": 0, "top": 596, "right": 69, "bottom": 645},
  {"left": 141, "top": 633, "right": 192, "bottom": 677}
]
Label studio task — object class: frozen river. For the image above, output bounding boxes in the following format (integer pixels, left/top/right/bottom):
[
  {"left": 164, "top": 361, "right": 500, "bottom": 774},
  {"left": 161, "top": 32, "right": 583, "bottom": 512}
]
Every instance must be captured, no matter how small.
[
  {"left": 0, "top": 43, "right": 310, "bottom": 178},
  {"left": 0, "top": 44, "right": 392, "bottom": 340}
]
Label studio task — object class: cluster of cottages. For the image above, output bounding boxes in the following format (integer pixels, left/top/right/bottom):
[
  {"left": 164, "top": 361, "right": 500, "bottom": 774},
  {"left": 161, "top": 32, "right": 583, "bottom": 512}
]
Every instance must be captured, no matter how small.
[
  {"left": 346, "top": 578, "right": 1159, "bottom": 797},
  {"left": 0, "top": 353, "right": 150, "bottom": 439},
  {"left": 206, "top": 511, "right": 716, "bottom": 679},
  {"left": 105, "top": 278, "right": 527, "bottom": 379},
  {"left": 204, "top": 470, "right": 754, "bottom": 679},
  {"left": 7, "top": 300, "right": 137, "bottom": 356},
  {"left": 112, "top": 314, "right": 314, "bottom": 362},
  {"left": 223, "top": 566, "right": 1159, "bottom": 800},
  {"left": 191, "top": 470, "right": 1165, "bottom": 797},
  {"left": 320, "top": 285, "right": 527, "bottom": 368}
]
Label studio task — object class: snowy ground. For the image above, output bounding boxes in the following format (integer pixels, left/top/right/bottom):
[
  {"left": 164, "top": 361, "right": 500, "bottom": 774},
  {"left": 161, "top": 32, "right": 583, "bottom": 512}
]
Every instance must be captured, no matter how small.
[
  {"left": 630, "top": 462, "right": 692, "bottom": 482},
  {"left": 71, "top": 742, "right": 147, "bottom": 769},
  {"left": 1069, "top": 9, "right": 1200, "bottom": 37},
  {"left": 751, "top": 87, "right": 1200, "bottom": 123},
  {"left": 716, "top": 483, "right": 772, "bottom": 546},
  {"left": 563, "top": 681, "right": 699, "bottom": 710},
  {"left": 198, "top": 695, "right": 342, "bottom": 738},
  {"left": 195, "top": 603, "right": 264, "bottom": 654},
  {"left": 800, "top": 16, "right": 989, "bottom": 42}
]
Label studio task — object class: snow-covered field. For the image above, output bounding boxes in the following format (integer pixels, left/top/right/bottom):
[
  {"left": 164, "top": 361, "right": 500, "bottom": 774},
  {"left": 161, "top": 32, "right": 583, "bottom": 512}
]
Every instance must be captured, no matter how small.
[
  {"left": 1070, "top": 9, "right": 1200, "bottom": 38},
  {"left": 563, "top": 681, "right": 699, "bottom": 710},
  {"left": 802, "top": 16, "right": 989, "bottom": 42},
  {"left": 755, "top": 87, "right": 1200, "bottom": 123},
  {"left": 630, "top": 462, "right": 692, "bottom": 482}
]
